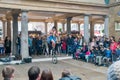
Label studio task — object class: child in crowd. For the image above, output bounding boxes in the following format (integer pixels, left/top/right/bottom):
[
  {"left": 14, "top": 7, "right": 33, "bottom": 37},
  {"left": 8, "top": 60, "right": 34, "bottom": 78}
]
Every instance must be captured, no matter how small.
[
  {"left": 75, "top": 48, "right": 81, "bottom": 59},
  {"left": 85, "top": 50, "right": 91, "bottom": 62}
]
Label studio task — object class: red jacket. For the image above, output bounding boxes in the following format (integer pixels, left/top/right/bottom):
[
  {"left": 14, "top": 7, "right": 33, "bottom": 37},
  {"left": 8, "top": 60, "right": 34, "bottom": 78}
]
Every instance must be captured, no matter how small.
[
  {"left": 62, "top": 41, "right": 67, "bottom": 50},
  {"left": 110, "top": 42, "right": 117, "bottom": 53}
]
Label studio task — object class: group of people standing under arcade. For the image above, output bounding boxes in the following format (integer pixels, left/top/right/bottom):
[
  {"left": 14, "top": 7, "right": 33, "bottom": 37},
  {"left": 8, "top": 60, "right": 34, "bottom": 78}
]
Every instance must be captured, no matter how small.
[{"left": 2, "top": 25, "right": 120, "bottom": 66}]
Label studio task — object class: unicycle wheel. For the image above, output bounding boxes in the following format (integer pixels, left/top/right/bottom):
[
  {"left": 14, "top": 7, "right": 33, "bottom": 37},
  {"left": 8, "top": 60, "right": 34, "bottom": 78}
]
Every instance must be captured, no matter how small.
[{"left": 52, "top": 57, "right": 57, "bottom": 64}]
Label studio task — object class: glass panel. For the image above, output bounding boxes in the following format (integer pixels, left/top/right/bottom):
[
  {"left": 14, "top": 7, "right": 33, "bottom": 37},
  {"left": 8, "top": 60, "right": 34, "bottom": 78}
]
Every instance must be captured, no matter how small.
[{"left": 115, "top": 22, "right": 120, "bottom": 31}]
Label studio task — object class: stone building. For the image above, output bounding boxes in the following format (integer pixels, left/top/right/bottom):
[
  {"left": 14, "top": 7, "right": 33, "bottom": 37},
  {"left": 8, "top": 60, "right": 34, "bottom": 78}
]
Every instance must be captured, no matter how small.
[{"left": 0, "top": 0, "right": 119, "bottom": 60}]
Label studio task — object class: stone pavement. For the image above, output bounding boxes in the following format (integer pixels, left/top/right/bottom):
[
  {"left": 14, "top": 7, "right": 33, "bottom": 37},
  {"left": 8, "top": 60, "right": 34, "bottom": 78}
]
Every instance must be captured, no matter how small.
[{"left": 0, "top": 58, "right": 108, "bottom": 80}]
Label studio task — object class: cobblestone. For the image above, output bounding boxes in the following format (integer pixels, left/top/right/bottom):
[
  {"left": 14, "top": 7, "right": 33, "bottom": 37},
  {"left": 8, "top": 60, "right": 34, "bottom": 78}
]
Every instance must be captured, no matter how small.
[{"left": 0, "top": 59, "right": 107, "bottom": 80}]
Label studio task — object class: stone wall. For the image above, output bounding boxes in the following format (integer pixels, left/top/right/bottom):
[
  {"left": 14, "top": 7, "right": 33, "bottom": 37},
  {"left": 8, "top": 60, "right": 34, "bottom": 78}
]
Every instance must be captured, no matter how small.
[
  {"left": 44, "top": 0, "right": 105, "bottom": 4},
  {"left": 109, "top": 5, "right": 120, "bottom": 40},
  {"left": 110, "top": 0, "right": 120, "bottom": 4}
]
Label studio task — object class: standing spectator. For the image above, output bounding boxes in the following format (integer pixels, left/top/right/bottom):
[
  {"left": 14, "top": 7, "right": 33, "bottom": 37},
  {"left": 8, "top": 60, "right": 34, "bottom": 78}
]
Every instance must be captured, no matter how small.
[
  {"left": 0, "top": 38, "right": 4, "bottom": 56},
  {"left": 89, "top": 38, "right": 97, "bottom": 50},
  {"left": 42, "top": 35, "right": 48, "bottom": 56},
  {"left": 4, "top": 36, "right": 11, "bottom": 56},
  {"left": 117, "top": 37, "right": 120, "bottom": 46},
  {"left": 28, "top": 66, "right": 40, "bottom": 80},
  {"left": 66, "top": 34, "right": 74, "bottom": 55},
  {"left": 2, "top": 66, "right": 15, "bottom": 80},
  {"left": 28, "top": 35, "right": 33, "bottom": 56},
  {"left": 36, "top": 36, "right": 42, "bottom": 55},
  {"left": 78, "top": 34, "right": 84, "bottom": 47},
  {"left": 110, "top": 36, "right": 117, "bottom": 62},
  {"left": 104, "top": 38, "right": 110, "bottom": 48},
  {"left": 61, "top": 40, "right": 67, "bottom": 54},
  {"left": 32, "top": 35, "right": 37, "bottom": 55},
  {"left": 16, "top": 34, "right": 21, "bottom": 59},
  {"left": 47, "top": 33, "right": 53, "bottom": 56},
  {"left": 56, "top": 33, "right": 61, "bottom": 55},
  {"left": 16, "top": 34, "right": 21, "bottom": 54},
  {"left": 40, "top": 69, "right": 53, "bottom": 80}
]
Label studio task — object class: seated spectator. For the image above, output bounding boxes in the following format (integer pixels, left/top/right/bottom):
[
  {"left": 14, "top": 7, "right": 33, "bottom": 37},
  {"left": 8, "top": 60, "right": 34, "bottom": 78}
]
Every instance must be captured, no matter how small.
[
  {"left": 2, "top": 66, "right": 15, "bottom": 80},
  {"left": 79, "top": 42, "right": 88, "bottom": 61},
  {"left": 40, "top": 69, "right": 53, "bottom": 80},
  {"left": 103, "top": 47, "right": 112, "bottom": 66},
  {"left": 28, "top": 66, "right": 40, "bottom": 80},
  {"left": 107, "top": 61, "right": 120, "bottom": 80},
  {"left": 88, "top": 49, "right": 95, "bottom": 63},
  {"left": 59, "top": 69, "right": 81, "bottom": 80},
  {"left": 94, "top": 47, "right": 102, "bottom": 66},
  {"left": 75, "top": 49, "right": 81, "bottom": 59},
  {"left": 104, "top": 47, "right": 111, "bottom": 58},
  {"left": 85, "top": 50, "right": 91, "bottom": 62}
]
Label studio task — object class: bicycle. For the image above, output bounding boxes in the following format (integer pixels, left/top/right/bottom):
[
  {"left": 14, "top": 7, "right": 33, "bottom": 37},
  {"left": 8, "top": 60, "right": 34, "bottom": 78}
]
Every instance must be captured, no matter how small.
[{"left": 52, "top": 48, "right": 58, "bottom": 64}]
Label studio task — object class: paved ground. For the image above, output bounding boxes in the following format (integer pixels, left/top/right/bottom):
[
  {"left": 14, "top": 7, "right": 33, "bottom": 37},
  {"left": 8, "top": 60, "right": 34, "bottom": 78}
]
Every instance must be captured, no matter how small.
[{"left": 0, "top": 58, "right": 108, "bottom": 80}]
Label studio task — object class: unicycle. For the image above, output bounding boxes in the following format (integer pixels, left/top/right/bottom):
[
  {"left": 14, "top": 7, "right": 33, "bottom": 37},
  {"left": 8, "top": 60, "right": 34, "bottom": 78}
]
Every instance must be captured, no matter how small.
[{"left": 52, "top": 48, "right": 57, "bottom": 64}]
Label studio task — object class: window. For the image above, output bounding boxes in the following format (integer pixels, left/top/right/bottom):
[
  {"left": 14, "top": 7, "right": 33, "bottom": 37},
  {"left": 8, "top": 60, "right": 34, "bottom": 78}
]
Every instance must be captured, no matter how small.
[
  {"left": 115, "top": 22, "right": 120, "bottom": 31},
  {"left": 116, "top": 0, "right": 119, "bottom": 2}
]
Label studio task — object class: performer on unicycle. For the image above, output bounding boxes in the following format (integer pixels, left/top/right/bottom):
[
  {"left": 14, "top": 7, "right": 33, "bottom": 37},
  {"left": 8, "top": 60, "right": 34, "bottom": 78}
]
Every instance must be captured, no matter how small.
[{"left": 47, "top": 26, "right": 57, "bottom": 64}]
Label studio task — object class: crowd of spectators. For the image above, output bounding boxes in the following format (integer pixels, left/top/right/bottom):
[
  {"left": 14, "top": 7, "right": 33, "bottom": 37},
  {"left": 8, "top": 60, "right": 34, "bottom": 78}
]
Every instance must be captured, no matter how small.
[
  {"left": 2, "top": 29, "right": 120, "bottom": 67},
  {"left": 73, "top": 35, "right": 120, "bottom": 66}
]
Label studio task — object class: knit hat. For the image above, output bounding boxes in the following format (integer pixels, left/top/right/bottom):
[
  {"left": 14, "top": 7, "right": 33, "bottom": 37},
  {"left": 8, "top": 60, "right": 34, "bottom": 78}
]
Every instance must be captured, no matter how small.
[{"left": 107, "top": 61, "right": 120, "bottom": 80}]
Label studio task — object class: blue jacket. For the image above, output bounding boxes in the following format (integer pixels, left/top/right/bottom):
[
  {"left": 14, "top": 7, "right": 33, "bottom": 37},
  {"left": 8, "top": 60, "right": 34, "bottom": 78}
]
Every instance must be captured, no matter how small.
[
  {"left": 28, "top": 37, "right": 32, "bottom": 47},
  {"left": 116, "top": 49, "right": 120, "bottom": 57},
  {"left": 104, "top": 49, "right": 111, "bottom": 58},
  {"left": 47, "top": 35, "right": 56, "bottom": 44}
]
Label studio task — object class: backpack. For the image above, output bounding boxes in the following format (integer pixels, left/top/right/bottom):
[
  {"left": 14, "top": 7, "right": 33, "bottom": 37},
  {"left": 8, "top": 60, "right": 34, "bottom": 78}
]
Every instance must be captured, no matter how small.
[{"left": 59, "top": 75, "right": 81, "bottom": 80}]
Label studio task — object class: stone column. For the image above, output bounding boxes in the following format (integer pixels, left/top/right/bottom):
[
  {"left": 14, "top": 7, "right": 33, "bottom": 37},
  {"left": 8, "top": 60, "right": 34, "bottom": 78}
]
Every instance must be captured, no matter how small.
[
  {"left": 104, "top": 15, "right": 109, "bottom": 38},
  {"left": 21, "top": 10, "right": 29, "bottom": 60},
  {"left": 90, "top": 21, "right": 95, "bottom": 38},
  {"left": 2, "top": 20, "right": 6, "bottom": 39},
  {"left": 78, "top": 23, "right": 80, "bottom": 32},
  {"left": 12, "top": 13, "right": 19, "bottom": 55},
  {"left": 54, "top": 20, "right": 58, "bottom": 31},
  {"left": 62, "top": 22, "right": 65, "bottom": 32},
  {"left": 45, "top": 22, "right": 48, "bottom": 34},
  {"left": 84, "top": 15, "right": 90, "bottom": 45},
  {"left": 6, "top": 17, "right": 11, "bottom": 39},
  {"left": 67, "top": 17, "right": 72, "bottom": 34}
]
